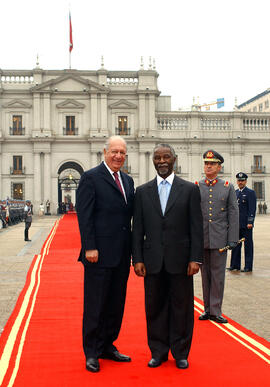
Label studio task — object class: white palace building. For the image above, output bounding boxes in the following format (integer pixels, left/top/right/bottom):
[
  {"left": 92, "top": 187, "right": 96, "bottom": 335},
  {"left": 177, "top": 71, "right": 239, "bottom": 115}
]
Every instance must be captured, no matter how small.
[{"left": 0, "top": 61, "right": 269, "bottom": 214}]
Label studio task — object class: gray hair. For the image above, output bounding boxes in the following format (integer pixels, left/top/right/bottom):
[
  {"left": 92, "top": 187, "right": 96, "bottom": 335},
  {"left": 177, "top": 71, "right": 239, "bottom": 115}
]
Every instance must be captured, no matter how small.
[
  {"left": 104, "top": 135, "right": 127, "bottom": 150},
  {"left": 153, "top": 143, "right": 176, "bottom": 158}
]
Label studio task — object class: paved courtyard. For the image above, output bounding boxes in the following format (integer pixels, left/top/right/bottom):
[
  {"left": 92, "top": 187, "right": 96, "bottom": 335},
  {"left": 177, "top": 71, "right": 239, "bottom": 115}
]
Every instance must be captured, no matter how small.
[{"left": 0, "top": 214, "right": 269, "bottom": 341}]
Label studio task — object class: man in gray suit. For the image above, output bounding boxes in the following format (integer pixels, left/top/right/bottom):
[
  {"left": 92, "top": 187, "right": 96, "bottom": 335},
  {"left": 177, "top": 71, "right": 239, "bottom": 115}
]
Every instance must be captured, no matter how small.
[
  {"left": 197, "top": 150, "right": 239, "bottom": 323},
  {"left": 132, "top": 143, "right": 204, "bottom": 369}
]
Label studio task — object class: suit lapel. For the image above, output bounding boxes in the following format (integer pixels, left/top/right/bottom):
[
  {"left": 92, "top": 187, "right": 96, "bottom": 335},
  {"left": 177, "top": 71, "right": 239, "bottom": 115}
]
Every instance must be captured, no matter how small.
[
  {"left": 165, "top": 176, "right": 182, "bottom": 215},
  {"left": 99, "top": 162, "right": 126, "bottom": 201},
  {"left": 147, "top": 178, "right": 163, "bottom": 216}
]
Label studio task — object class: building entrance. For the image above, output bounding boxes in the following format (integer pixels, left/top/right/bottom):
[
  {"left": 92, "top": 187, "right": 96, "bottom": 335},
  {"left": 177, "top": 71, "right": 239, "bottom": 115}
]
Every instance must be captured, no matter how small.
[{"left": 57, "top": 162, "right": 84, "bottom": 213}]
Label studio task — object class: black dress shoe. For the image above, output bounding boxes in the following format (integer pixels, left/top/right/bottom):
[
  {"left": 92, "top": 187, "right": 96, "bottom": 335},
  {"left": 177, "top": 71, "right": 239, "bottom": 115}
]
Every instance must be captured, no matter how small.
[
  {"left": 227, "top": 267, "right": 239, "bottom": 271},
  {"left": 86, "top": 357, "right": 100, "bottom": 372},
  {"left": 199, "top": 312, "right": 210, "bottom": 320},
  {"left": 25, "top": 239, "right": 31, "bottom": 242},
  {"left": 210, "top": 315, "right": 228, "bottom": 324},
  {"left": 100, "top": 350, "right": 131, "bottom": 362},
  {"left": 241, "top": 268, "right": 252, "bottom": 272},
  {"left": 176, "top": 359, "right": 189, "bottom": 369},
  {"left": 148, "top": 357, "right": 168, "bottom": 368}
]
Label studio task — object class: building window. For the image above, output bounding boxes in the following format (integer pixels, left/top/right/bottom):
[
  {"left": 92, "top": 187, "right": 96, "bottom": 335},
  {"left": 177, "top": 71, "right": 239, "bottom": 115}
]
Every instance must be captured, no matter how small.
[
  {"left": 253, "top": 107, "right": 257, "bottom": 112},
  {"left": 265, "top": 100, "right": 269, "bottom": 109},
  {"left": 12, "top": 183, "right": 24, "bottom": 200},
  {"left": 253, "top": 155, "right": 262, "bottom": 173},
  {"left": 12, "top": 156, "right": 23, "bottom": 174},
  {"left": 253, "top": 181, "right": 264, "bottom": 200},
  {"left": 63, "top": 116, "right": 78, "bottom": 135},
  {"left": 10, "top": 115, "right": 25, "bottom": 135},
  {"left": 259, "top": 103, "right": 263, "bottom": 112},
  {"left": 116, "top": 116, "right": 130, "bottom": 135},
  {"left": 121, "top": 155, "right": 131, "bottom": 174}
]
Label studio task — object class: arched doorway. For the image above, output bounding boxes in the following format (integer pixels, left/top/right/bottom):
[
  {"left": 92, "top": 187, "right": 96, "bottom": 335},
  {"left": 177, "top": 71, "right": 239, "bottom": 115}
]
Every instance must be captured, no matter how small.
[{"left": 57, "top": 162, "right": 84, "bottom": 213}]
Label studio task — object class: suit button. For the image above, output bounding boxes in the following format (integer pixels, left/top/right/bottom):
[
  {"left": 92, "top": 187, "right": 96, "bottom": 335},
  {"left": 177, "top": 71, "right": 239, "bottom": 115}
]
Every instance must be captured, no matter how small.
[
  {"left": 209, "top": 201, "right": 212, "bottom": 204},
  {"left": 209, "top": 207, "right": 212, "bottom": 210},
  {"left": 209, "top": 189, "right": 213, "bottom": 192},
  {"left": 209, "top": 219, "right": 212, "bottom": 223},
  {"left": 209, "top": 213, "right": 212, "bottom": 216},
  {"left": 209, "top": 195, "right": 213, "bottom": 198}
]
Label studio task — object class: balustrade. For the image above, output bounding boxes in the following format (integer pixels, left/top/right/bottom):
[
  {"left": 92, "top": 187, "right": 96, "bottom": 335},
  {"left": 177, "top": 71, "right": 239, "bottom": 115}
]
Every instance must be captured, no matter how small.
[
  {"left": 157, "top": 117, "right": 188, "bottom": 130},
  {"left": 243, "top": 119, "right": 269, "bottom": 131},
  {"left": 1, "top": 75, "right": 34, "bottom": 84},
  {"left": 200, "top": 118, "right": 231, "bottom": 130}
]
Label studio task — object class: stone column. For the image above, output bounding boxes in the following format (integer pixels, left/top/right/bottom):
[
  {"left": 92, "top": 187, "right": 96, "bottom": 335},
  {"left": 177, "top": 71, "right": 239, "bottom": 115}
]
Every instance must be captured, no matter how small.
[
  {"left": 148, "top": 95, "right": 156, "bottom": 134},
  {"left": 139, "top": 151, "right": 146, "bottom": 184},
  {"left": 43, "top": 93, "right": 51, "bottom": 131},
  {"left": 44, "top": 152, "right": 51, "bottom": 204},
  {"left": 139, "top": 94, "right": 146, "bottom": 133},
  {"left": 90, "top": 94, "right": 98, "bottom": 132},
  {"left": 34, "top": 152, "right": 41, "bottom": 208},
  {"left": 91, "top": 152, "right": 99, "bottom": 168},
  {"left": 33, "top": 93, "right": 41, "bottom": 131},
  {"left": 100, "top": 94, "right": 107, "bottom": 134},
  {"left": 0, "top": 146, "right": 2, "bottom": 198}
]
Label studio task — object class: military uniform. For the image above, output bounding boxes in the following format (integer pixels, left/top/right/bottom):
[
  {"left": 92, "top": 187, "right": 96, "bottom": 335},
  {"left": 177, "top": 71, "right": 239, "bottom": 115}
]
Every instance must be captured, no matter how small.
[
  {"left": 197, "top": 150, "right": 239, "bottom": 322},
  {"left": 24, "top": 201, "right": 32, "bottom": 241},
  {"left": 230, "top": 173, "right": 256, "bottom": 272}
]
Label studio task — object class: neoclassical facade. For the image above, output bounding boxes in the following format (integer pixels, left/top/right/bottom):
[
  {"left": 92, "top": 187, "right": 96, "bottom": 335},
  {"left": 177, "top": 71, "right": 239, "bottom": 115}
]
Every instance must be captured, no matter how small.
[{"left": 0, "top": 64, "right": 269, "bottom": 214}]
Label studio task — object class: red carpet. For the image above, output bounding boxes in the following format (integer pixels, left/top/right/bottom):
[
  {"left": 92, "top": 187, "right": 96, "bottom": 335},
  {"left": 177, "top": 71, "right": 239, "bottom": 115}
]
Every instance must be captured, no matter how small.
[{"left": 0, "top": 214, "right": 269, "bottom": 386}]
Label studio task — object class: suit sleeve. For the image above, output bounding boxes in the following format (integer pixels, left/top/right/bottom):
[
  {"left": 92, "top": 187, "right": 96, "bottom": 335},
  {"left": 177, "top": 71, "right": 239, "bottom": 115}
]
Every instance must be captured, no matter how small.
[
  {"left": 131, "top": 188, "right": 145, "bottom": 264},
  {"left": 227, "top": 184, "right": 239, "bottom": 243},
  {"left": 189, "top": 185, "right": 204, "bottom": 263},
  {"left": 76, "top": 172, "right": 96, "bottom": 251},
  {"left": 248, "top": 190, "right": 257, "bottom": 224}
]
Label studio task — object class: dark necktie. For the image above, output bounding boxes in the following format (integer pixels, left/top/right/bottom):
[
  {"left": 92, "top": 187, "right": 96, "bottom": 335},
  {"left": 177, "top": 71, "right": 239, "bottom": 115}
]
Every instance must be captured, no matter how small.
[{"left": 113, "top": 172, "right": 125, "bottom": 199}]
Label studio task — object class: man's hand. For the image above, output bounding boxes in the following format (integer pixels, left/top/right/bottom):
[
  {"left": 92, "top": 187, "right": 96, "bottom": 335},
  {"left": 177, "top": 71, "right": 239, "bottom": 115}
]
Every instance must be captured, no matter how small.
[
  {"left": 85, "top": 249, "right": 99, "bottom": 263},
  {"left": 247, "top": 224, "right": 253, "bottom": 229},
  {"left": 134, "top": 263, "right": 146, "bottom": 277},
  {"left": 187, "top": 262, "right": 200, "bottom": 276}
]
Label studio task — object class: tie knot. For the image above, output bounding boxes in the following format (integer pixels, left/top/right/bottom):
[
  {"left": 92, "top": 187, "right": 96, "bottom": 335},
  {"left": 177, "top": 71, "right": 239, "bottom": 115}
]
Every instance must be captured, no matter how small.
[{"left": 161, "top": 180, "right": 167, "bottom": 185}]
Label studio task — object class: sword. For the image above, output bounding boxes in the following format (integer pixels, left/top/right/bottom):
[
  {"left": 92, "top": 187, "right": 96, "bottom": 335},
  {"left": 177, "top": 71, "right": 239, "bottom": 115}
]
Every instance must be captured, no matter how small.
[{"left": 219, "top": 238, "right": 245, "bottom": 253}]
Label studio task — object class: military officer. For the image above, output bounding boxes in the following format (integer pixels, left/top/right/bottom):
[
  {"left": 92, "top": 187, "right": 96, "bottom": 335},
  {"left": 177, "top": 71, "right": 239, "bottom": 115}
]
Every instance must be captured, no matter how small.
[
  {"left": 24, "top": 200, "right": 32, "bottom": 241},
  {"left": 197, "top": 150, "right": 239, "bottom": 323},
  {"left": 228, "top": 173, "right": 257, "bottom": 272}
]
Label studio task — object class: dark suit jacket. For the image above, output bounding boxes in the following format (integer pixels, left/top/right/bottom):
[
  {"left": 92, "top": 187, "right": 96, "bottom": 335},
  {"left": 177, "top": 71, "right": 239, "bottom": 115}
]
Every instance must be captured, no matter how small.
[
  {"left": 76, "top": 162, "right": 134, "bottom": 267},
  {"left": 132, "top": 176, "right": 204, "bottom": 274},
  {"left": 236, "top": 187, "right": 257, "bottom": 228}
]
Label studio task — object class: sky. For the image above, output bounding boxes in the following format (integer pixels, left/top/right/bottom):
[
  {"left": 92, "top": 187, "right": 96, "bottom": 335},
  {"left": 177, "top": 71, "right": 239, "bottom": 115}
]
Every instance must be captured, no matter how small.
[{"left": 1, "top": 0, "right": 269, "bottom": 111}]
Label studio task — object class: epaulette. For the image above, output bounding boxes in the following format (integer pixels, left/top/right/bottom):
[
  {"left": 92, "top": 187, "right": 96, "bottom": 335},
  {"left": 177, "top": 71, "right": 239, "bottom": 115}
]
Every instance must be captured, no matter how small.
[{"left": 224, "top": 181, "right": 229, "bottom": 187}]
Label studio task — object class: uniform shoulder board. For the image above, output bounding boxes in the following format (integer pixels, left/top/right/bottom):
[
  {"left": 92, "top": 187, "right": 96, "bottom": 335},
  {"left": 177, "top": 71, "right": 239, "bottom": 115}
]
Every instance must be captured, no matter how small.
[{"left": 224, "top": 181, "right": 229, "bottom": 187}]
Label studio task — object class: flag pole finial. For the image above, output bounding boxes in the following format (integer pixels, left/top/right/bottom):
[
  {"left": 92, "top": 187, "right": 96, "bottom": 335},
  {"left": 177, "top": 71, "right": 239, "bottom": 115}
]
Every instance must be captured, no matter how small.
[
  {"left": 101, "top": 55, "right": 104, "bottom": 68},
  {"left": 140, "top": 56, "right": 144, "bottom": 69},
  {"left": 36, "top": 54, "right": 40, "bottom": 68}
]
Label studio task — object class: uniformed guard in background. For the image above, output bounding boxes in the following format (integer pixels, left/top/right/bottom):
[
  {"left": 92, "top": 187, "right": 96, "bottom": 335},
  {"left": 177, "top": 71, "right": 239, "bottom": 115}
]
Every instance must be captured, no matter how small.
[
  {"left": 228, "top": 173, "right": 257, "bottom": 272},
  {"left": 24, "top": 200, "right": 32, "bottom": 241},
  {"left": 196, "top": 150, "right": 239, "bottom": 323}
]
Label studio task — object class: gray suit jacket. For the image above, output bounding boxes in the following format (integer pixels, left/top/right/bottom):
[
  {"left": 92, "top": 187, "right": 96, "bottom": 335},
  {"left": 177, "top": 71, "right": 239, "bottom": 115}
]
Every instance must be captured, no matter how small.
[{"left": 198, "top": 178, "right": 239, "bottom": 249}]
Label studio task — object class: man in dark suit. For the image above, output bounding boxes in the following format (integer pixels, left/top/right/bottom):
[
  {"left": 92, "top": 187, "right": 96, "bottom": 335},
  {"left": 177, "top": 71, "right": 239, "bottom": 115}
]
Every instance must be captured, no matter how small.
[
  {"left": 76, "top": 136, "right": 134, "bottom": 373},
  {"left": 132, "top": 143, "right": 204, "bottom": 370},
  {"left": 228, "top": 172, "right": 257, "bottom": 272}
]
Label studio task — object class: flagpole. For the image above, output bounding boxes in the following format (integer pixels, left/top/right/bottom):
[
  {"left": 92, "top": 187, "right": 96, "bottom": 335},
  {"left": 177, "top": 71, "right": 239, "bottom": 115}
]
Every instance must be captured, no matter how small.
[{"left": 69, "top": 9, "right": 73, "bottom": 69}]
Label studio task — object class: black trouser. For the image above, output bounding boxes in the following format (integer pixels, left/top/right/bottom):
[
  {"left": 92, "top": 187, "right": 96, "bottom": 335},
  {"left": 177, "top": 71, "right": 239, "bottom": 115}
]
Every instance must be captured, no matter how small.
[
  {"left": 144, "top": 266, "right": 194, "bottom": 360},
  {"left": 82, "top": 256, "right": 130, "bottom": 359},
  {"left": 230, "top": 228, "right": 254, "bottom": 270},
  {"left": 24, "top": 221, "right": 31, "bottom": 240}
]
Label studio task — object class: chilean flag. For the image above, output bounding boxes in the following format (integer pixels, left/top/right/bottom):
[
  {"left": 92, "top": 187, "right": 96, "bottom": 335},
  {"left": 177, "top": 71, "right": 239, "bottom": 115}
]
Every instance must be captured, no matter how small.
[{"left": 69, "top": 11, "right": 73, "bottom": 52}]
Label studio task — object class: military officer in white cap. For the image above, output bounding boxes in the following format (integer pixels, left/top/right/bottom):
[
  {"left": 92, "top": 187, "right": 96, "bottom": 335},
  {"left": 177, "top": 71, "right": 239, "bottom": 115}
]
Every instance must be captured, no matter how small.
[{"left": 196, "top": 150, "right": 239, "bottom": 323}]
